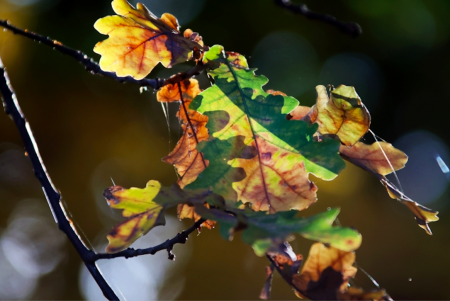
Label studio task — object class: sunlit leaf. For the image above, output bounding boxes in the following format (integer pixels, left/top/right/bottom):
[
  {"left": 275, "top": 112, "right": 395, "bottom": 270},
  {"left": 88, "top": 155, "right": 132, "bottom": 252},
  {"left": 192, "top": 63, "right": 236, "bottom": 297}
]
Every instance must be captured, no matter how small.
[
  {"left": 340, "top": 141, "right": 408, "bottom": 176},
  {"left": 103, "top": 181, "right": 219, "bottom": 253},
  {"left": 157, "top": 79, "right": 209, "bottom": 188},
  {"left": 298, "top": 85, "right": 370, "bottom": 146},
  {"left": 94, "top": 0, "right": 202, "bottom": 79},
  {"left": 292, "top": 243, "right": 357, "bottom": 300},
  {"left": 187, "top": 45, "right": 345, "bottom": 212},
  {"left": 196, "top": 205, "right": 361, "bottom": 255}
]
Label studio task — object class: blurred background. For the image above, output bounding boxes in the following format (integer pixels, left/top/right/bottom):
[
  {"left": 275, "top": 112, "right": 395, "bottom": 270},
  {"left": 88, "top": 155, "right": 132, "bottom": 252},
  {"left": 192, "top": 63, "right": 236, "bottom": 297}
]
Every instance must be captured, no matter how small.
[{"left": 0, "top": 0, "right": 449, "bottom": 299}]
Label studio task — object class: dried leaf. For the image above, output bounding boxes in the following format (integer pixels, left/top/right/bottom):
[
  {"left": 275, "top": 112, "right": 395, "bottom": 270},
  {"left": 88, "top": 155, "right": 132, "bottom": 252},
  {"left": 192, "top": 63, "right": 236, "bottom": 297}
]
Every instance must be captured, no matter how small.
[
  {"left": 94, "top": 0, "right": 202, "bottom": 79},
  {"left": 103, "top": 181, "right": 219, "bottom": 253},
  {"left": 381, "top": 177, "right": 439, "bottom": 235},
  {"left": 157, "top": 79, "right": 209, "bottom": 188},
  {"left": 340, "top": 141, "right": 408, "bottom": 176},
  {"left": 292, "top": 243, "right": 357, "bottom": 300},
  {"left": 187, "top": 45, "right": 345, "bottom": 213},
  {"left": 304, "top": 85, "right": 370, "bottom": 146},
  {"left": 339, "top": 138, "right": 438, "bottom": 234}
]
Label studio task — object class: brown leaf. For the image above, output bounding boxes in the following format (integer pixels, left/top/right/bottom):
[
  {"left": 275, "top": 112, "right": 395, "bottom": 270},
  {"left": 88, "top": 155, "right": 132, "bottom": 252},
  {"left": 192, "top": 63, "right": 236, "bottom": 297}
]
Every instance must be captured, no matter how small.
[
  {"left": 339, "top": 138, "right": 438, "bottom": 234},
  {"left": 292, "top": 243, "right": 357, "bottom": 300},
  {"left": 340, "top": 141, "right": 408, "bottom": 176},
  {"left": 381, "top": 177, "right": 439, "bottom": 235},
  {"left": 157, "top": 79, "right": 209, "bottom": 188}
]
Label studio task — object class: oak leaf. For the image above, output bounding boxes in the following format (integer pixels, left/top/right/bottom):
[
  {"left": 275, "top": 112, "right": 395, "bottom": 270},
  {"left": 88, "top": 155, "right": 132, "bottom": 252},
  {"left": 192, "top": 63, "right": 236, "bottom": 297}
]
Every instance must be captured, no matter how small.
[
  {"left": 187, "top": 45, "right": 345, "bottom": 213},
  {"left": 195, "top": 205, "right": 361, "bottom": 255},
  {"left": 340, "top": 141, "right": 408, "bottom": 176},
  {"left": 296, "top": 85, "right": 370, "bottom": 146},
  {"left": 157, "top": 79, "right": 214, "bottom": 229},
  {"left": 381, "top": 177, "right": 439, "bottom": 235},
  {"left": 94, "top": 0, "right": 202, "bottom": 79},
  {"left": 292, "top": 243, "right": 357, "bottom": 300},
  {"left": 157, "top": 79, "right": 208, "bottom": 188},
  {"left": 103, "top": 181, "right": 220, "bottom": 253},
  {"left": 339, "top": 140, "right": 438, "bottom": 234}
]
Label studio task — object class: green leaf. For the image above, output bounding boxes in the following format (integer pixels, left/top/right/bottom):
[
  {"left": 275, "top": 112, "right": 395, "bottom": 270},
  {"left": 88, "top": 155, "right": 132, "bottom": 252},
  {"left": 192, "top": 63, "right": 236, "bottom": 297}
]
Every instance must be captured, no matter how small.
[
  {"left": 187, "top": 45, "right": 345, "bottom": 213},
  {"left": 196, "top": 205, "right": 361, "bottom": 255}
]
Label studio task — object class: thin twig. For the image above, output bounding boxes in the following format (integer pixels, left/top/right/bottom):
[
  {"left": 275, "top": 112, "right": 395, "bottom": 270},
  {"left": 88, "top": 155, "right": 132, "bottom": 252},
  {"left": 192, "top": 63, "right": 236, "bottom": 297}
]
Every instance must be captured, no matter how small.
[
  {"left": 0, "top": 57, "right": 120, "bottom": 301},
  {"left": 274, "top": 0, "right": 362, "bottom": 38},
  {"left": 92, "top": 218, "right": 205, "bottom": 261},
  {"left": 0, "top": 19, "right": 210, "bottom": 90}
]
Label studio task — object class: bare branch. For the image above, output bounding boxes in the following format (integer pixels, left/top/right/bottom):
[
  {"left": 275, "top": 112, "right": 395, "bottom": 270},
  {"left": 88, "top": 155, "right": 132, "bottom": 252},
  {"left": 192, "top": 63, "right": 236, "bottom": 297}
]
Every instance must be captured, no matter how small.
[
  {"left": 274, "top": 0, "right": 362, "bottom": 38},
  {"left": 0, "top": 19, "right": 210, "bottom": 90},
  {"left": 0, "top": 56, "right": 120, "bottom": 300},
  {"left": 93, "top": 218, "right": 205, "bottom": 261}
]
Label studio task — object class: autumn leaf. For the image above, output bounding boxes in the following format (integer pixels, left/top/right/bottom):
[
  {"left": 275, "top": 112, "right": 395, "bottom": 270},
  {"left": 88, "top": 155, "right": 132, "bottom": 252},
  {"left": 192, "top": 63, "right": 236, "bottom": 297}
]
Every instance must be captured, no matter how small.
[
  {"left": 292, "top": 243, "right": 357, "bottom": 300},
  {"left": 157, "top": 79, "right": 208, "bottom": 188},
  {"left": 187, "top": 45, "right": 345, "bottom": 213},
  {"left": 195, "top": 205, "right": 362, "bottom": 255},
  {"left": 339, "top": 138, "right": 438, "bottom": 234},
  {"left": 381, "top": 177, "right": 439, "bottom": 235},
  {"left": 103, "top": 180, "right": 220, "bottom": 253},
  {"left": 157, "top": 79, "right": 214, "bottom": 229},
  {"left": 94, "top": 0, "right": 202, "bottom": 80},
  {"left": 340, "top": 141, "right": 408, "bottom": 176},
  {"left": 295, "top": 85, "right": 370, "bottom": 146}
]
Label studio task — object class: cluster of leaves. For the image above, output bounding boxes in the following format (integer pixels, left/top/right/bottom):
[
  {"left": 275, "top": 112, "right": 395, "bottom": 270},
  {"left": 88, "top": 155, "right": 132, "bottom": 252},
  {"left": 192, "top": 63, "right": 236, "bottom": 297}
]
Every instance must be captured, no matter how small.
[{"left": 94, "top": 0, "right": 439, "bottom": 299}]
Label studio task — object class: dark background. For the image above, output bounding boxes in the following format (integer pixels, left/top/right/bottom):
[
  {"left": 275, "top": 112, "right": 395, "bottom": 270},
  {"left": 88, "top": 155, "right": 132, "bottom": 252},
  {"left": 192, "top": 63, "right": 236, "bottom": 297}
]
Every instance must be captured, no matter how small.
[{"left": 0, "top": 0, "right": 449, "bottom": 299}]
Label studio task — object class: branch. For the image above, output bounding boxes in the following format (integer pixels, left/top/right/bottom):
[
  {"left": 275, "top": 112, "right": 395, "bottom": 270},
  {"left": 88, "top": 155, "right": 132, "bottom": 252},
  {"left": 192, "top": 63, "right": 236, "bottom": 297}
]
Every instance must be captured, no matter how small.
[
  {"left": 274, "top": 0, "right": 362, "bottom": 38},
  {"left": 0, "top": 56, "right": 120, "bottom": 300},
  {"left": 92, "top": 218, "right": 205, "bottom": 261},
  {"left": 0, "top": 20, "right": 209, "bottom": 90}
]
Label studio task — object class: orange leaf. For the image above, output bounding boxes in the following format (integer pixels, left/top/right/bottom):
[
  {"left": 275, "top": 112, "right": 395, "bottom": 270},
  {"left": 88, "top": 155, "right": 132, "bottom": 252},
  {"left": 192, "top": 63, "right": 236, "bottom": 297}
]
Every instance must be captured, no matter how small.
[
  {"left": 157, "top": 79, "right": 209, "bottom": 188},
  {"left": 340, "top": 141, "right": 408, "bottom": 176},
  {"left": 94, "top": 0, "right": 202, "bottom": 79}
]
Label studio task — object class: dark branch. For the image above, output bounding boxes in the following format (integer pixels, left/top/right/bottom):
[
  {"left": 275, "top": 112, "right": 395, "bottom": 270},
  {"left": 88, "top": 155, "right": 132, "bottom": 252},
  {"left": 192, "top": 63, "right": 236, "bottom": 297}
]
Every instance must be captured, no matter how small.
[
  {"left": 274, "top": 0, "right": 362, "bottom": 38},
  {"left": 92, "top": 218, "right": 205, "bottom": 261},
  {"left": 0, "top": 19, "right": 209, "bottom": 90},
  {"left": 0, "top": 57, "right": 120, "bottom": 300}
]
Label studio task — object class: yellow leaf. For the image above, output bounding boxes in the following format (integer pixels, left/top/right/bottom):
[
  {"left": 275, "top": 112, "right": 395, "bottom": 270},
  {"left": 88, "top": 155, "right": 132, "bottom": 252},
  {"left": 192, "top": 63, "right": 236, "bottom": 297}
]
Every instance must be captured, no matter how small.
[{"left": 94, "top": 0, "right": 202, "bottom": 79}]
